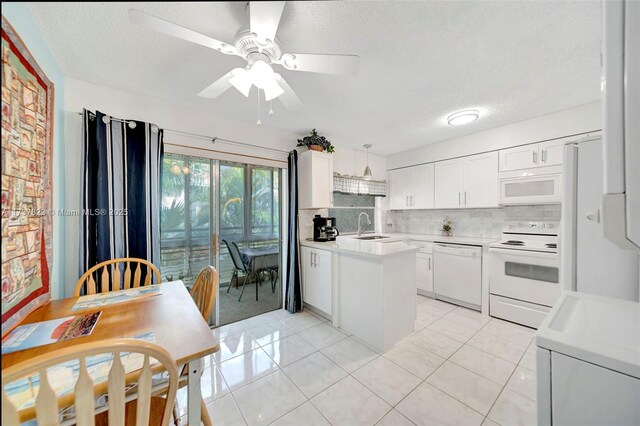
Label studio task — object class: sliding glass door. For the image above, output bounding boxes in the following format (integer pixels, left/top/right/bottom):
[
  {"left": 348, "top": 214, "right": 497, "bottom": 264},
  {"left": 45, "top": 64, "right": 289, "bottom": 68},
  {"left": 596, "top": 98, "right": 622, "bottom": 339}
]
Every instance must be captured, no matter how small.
[
  {"left": 160, "top": 153, "right": 217, "bottom": 289},
  {"left": 218, "top": 162, "right": 281, "bottom": 326},
  {"left": 160, "top": 154, "right": 282, "bottom": 326}
]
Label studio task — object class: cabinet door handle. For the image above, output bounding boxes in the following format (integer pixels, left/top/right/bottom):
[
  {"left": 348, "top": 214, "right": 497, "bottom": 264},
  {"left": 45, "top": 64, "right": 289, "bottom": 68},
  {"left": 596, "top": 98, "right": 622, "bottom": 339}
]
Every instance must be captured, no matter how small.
[
  {"left": 542, "top": 149, "right": 547, "bottom": 163},
  {"left": 533, "top": 151, "right": 538, "bottom": 164},
  {"left": 406, "top": 195, "right": 409, "bottom": 207},
  {"left": 464, "top": 191, "right": 467, "bottom": 206},
  {"left": 410, "top": 195, "right": 414, "bottom": 206},
  {"left": 428, "top": 257, "right": 431, "bottom": 270},
  {"left": 458, "top": 192, "right": 461, "bottom": 207}
]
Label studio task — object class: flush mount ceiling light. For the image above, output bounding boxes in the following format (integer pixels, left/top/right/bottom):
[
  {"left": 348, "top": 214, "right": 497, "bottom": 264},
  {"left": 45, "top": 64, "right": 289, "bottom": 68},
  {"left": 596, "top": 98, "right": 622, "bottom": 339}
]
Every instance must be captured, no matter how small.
[
  {"left": 363, "top": 144, "right": 373, "bottom": 180},
  {"left": 447, "top": 110, "right": 480, "bottom": 126}
]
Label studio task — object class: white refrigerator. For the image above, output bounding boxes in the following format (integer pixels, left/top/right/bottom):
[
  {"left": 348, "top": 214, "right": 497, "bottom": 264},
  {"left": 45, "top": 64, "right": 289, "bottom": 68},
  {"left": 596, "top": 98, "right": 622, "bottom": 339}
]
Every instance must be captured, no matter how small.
[{"left": 561, "top": 136, "right": 639, "bottom": 301}]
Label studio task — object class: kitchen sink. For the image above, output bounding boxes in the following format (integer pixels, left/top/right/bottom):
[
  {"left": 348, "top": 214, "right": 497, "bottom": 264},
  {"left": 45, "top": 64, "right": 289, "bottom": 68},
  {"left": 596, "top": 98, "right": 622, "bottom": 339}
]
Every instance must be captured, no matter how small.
[{"left": 355, "top": 235, "right": 391, "bottom": 240}]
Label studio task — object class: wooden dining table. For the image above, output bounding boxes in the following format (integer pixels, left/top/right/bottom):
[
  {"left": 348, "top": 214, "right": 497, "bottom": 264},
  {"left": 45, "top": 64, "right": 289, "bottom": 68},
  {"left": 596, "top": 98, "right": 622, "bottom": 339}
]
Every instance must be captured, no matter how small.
[{"left": 1, "top": 280, "right": 219, "bottom": 425}]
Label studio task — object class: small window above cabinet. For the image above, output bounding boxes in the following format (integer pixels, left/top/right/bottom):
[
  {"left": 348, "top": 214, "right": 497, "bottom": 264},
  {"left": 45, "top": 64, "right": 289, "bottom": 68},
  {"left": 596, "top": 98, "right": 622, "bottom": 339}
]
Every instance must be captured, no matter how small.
[{"left": 389, "top": 163, "right": 434, "bottom": 210}]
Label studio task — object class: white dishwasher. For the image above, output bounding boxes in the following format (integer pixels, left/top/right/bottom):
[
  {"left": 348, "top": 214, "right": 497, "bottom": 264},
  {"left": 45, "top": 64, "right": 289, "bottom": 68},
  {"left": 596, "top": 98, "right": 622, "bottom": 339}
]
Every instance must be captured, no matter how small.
[{"left": 433, "top": 243, "right": 482, "bottom": 310}]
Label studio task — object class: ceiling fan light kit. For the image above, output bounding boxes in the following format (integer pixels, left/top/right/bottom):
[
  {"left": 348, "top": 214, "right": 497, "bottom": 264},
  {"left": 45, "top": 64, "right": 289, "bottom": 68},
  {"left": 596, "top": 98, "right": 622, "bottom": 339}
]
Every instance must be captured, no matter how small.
[{"left": 129, "top": 2, "right": 359, "bottom": 113}]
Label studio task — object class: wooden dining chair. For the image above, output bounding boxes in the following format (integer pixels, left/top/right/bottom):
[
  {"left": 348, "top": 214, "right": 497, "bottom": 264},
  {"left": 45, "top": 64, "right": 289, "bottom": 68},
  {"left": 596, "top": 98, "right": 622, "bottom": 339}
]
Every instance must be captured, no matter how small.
[
  {"left": 1, "top": 339, "right": 178, "bottom": 426},
  {"left": 75, "top": 258, "right": 161, "bottom": 297},
  {"left": 171, "top": 266, "right": 218, "bottom": 426},
  {"left": 190, "top": 266, "right": 218, "bottom": 322}
]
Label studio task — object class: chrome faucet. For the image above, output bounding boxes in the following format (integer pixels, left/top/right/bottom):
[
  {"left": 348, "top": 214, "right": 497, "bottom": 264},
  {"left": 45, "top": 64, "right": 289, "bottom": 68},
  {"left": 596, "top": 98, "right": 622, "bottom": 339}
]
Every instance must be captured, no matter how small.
[{"left": 357, "top": 212, "right": 372, "bottom": 236}]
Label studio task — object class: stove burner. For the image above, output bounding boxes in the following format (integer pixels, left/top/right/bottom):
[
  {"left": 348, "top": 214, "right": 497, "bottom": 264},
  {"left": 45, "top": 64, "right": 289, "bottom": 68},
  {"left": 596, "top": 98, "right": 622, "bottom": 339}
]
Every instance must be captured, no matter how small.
[
  {"left": 546, "top": 243, "right": 557, "bottom": 248},
  {"left": 502, "top": 240, "right": 525, "bottom": 246}
]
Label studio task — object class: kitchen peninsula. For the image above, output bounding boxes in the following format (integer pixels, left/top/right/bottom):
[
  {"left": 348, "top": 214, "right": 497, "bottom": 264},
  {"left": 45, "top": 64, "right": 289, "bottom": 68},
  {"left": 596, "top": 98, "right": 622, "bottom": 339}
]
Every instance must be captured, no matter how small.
[{"left": 300, "top": 236, "right": 419, "bottom": 351}]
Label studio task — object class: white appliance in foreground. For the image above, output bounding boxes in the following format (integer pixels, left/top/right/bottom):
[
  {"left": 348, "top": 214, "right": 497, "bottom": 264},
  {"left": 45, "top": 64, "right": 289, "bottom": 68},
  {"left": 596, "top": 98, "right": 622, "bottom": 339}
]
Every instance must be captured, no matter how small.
[
  {"left": 535, "top": 291, "right": 640, "bottom": 426},
  {"left": 601, "top": 0, "right": 640, "bottom": 250},
  {"left": 433, "top": 243, "right": 482, "bottom": 310},
  {"left": 489, "top": 222, "right": 560, "bottom": 328},
  {"left": 561, "top": 137, "right": 639, "bottom": 300}
]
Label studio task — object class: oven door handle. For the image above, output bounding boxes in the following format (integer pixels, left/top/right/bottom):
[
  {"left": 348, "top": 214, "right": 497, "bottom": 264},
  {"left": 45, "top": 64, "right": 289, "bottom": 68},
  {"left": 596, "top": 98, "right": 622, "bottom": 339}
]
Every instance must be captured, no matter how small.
[{"left": 488, "top": 247, "right": 559, "bottom": 259}]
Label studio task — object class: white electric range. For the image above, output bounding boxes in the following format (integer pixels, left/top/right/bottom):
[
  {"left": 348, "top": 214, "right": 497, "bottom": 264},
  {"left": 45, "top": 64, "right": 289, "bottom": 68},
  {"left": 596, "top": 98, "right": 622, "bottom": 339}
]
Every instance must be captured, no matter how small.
[{"left": 488, "top": 221, "right": 561, "bottom": 328}]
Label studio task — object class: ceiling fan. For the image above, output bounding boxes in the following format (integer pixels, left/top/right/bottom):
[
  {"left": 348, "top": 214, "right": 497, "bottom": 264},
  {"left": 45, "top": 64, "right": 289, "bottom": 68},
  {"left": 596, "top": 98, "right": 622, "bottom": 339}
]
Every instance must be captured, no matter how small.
[{"left": 129, "top": 2, "right": 359, "bottom": 111}]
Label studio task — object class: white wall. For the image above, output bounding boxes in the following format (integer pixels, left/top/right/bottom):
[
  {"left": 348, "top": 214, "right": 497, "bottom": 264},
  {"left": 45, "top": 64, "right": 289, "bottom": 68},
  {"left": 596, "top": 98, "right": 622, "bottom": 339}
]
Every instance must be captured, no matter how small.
[{"left": 387, "top": 101, "right": 601, "bottom": 169}]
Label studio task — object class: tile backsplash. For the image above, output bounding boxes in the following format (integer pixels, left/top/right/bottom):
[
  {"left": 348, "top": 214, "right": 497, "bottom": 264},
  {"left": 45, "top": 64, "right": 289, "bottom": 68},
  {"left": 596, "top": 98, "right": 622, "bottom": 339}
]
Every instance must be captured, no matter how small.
[{"left": 384, "top": 204, "right": 562, "bottom": 238}]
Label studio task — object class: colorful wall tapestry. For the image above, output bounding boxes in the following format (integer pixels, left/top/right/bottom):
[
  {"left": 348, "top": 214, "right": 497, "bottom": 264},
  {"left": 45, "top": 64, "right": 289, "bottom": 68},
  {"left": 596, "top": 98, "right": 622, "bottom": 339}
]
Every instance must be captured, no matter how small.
[{"left": 1, "top": 17, "right": 54, "bottom": 336}]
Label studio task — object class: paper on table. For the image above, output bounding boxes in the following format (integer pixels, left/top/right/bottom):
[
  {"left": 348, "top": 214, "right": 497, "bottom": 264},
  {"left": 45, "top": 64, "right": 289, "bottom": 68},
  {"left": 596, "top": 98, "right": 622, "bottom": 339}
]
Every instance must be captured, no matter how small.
[
  {"left": 71, "top": 284, "right": 162, "bottom": 311},
  {"left": 1, "top": 311, "right": 102, "bottom": 355}
]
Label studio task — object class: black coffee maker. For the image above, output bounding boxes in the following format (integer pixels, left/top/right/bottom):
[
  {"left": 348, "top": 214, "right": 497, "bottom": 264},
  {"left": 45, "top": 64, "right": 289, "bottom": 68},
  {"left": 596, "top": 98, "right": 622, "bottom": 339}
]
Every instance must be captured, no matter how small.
[{"left": 313, "top": 215, "right": 339, "bottom": 242}]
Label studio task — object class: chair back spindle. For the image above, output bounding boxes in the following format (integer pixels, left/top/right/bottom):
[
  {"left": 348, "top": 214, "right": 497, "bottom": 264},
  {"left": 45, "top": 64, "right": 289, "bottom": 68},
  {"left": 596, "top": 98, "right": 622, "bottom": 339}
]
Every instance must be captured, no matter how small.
[{"left": 75, "top": 258, "right": 161, "bottom": 297}]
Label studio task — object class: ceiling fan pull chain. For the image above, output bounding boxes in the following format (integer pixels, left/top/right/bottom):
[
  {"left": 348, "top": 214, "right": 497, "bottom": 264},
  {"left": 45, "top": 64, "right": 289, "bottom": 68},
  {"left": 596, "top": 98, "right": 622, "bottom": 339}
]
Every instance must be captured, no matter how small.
[{"left": 257, "top": 88, "right": 262, "bottom": 126}]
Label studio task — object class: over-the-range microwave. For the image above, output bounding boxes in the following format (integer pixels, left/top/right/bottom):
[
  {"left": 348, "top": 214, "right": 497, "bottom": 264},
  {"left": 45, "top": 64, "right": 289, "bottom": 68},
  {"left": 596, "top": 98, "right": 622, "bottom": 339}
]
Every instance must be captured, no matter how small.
[{"left": 498, "top": 165, "right": 562, "bottom": 205}]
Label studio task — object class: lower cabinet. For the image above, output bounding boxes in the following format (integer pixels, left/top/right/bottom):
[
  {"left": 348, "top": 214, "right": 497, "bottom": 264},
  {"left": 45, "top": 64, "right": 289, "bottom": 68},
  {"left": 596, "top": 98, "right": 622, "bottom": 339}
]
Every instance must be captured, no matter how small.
[
  {"left": 416, "top": 252, "right": 433, "bottom": 296},
  {"left": 301, "top": 246, "right": 333, "bottom": 315}
]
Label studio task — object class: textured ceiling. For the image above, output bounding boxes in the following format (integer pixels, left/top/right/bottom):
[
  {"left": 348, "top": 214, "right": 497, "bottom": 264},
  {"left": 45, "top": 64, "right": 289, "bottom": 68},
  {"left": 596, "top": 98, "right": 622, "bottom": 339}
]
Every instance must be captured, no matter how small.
[{"left": 27, "top": 1, "right": 601, "bottom": 155}]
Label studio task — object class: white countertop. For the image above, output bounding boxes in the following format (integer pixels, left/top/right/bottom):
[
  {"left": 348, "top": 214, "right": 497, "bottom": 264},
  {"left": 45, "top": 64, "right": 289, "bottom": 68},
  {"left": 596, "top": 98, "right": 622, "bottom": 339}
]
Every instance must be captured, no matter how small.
[
  {"left": 336, "top": 232, "right": 499, "bottom": 247},
  {"left": 300, "top": 237, "right": 419, "bottom": 259},
  {"left": 536, "top": 291, "right": 640, "bottom": 378}
]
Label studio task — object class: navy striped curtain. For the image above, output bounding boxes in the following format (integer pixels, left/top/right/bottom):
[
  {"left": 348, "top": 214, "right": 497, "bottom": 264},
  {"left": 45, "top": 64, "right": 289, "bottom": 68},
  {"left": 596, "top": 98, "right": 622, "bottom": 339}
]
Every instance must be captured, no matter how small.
[
  {"left": 285, "top": 150, "right": 302, "bottom": 313},
  {"left": 79, "top": 110, "right": 163, "bottom": 281}
]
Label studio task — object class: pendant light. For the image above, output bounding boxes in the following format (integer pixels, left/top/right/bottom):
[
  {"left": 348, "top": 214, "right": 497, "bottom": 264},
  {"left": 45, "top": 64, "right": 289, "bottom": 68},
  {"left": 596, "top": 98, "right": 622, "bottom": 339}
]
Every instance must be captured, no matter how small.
[{"left": 363, "top": 144, "right": 373, "bottom": 180}]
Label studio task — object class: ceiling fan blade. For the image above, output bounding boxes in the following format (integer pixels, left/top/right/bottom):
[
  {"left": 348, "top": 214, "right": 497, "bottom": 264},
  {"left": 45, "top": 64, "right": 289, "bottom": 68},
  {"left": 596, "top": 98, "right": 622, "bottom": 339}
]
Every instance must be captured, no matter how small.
[
  {"left": 129, "top": 9, "right": 240, "bottom": 56},
  {"left": 274, "top": 74, "right": 303, "bottom": 110},
  {"left": 277, "top": 53, "right": 359, "bottom": 75},
  {"left": 198, "top": 69, "right": 245, "bottom": 98},
  {"left": 250, "top": 1, "right": 285, "bottom": 43}
]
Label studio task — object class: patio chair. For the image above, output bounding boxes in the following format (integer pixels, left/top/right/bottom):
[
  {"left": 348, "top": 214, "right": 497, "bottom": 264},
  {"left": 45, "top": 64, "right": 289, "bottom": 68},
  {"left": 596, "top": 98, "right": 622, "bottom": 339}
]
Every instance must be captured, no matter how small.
[{"left": 222, "top": 239, "right": 258, "bottom": 301}]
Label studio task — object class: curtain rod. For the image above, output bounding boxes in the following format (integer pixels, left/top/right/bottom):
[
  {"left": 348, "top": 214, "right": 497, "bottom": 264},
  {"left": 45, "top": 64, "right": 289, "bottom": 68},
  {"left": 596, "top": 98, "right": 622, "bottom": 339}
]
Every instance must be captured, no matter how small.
[
  {"left": 76, "top": 111, "right": 291, "bottom": 155},
  {"left": 164, "top": 141, "right": 287, "bottom": 165}
]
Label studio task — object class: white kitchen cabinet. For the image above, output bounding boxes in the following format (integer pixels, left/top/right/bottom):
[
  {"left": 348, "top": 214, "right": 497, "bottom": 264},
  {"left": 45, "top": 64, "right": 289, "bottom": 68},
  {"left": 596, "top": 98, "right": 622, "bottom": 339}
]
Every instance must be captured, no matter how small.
[
  {"left": 434, "top": 152, "right": 499, "bottom": 209},
  {"left": 298, "top": 150, "right": 333, "bottom": 209},
  {"left": 408, "top": 164, "right": 434, "bottom": 209},
  {"left": 538, "top": 139, "right": 565, "bottom": 167},
  {"left": 389, "top": 168, "right": 408, "bottom": 210},
  {"left": 416, "top": 252, "right": 433, "bottom": 296},
  {"left": 434, "top": 159, "right": 464, "bottom": 208},
  {"left": 498, "top": 145, "right": 538, "bottom": 172},
  {"left": 301, "top": 246, "right": 332, "bottom": 315},
  {"left": 499, "top": 140, "right": 565, "bottom": 172},
  {"left": 389, "top": 164, "right": 434, "bottom": 210},
  {"left": 464, "top": 151, "right": 499, "bottom": 207}
]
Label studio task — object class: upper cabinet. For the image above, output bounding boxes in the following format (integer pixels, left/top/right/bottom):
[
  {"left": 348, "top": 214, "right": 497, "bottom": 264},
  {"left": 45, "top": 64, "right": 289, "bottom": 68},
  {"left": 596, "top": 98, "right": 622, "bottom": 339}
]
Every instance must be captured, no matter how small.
[
  {"left": 434, "top": 159, "right": 464, "bottom": 209},
  {"left": 498, "top": 145, "right": 538, "bottom": 171},
  {"left": 298, "top": 150, "right": 334, "bottom": 209},
  {"left": 434, "top": 151, "right": 499, "bottom": 209},
  {"left": 389, "top": 164, "right": 434, "bottom": 210},
  {"left": 464, "top": 152, "right": 499, "bottom": 208},
  {"left": 537, "top": 140, "right": 565, "bottom": 167},
  {"left": 499, "top": 140, "right": 565, "bottom": 172}
]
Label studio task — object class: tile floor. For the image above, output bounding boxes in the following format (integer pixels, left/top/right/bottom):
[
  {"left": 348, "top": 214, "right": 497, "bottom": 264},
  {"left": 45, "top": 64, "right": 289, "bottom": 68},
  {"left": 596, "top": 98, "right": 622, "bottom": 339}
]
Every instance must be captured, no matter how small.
[{"left": 177, "top": 296, "right": 538, "bottom": 425}]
